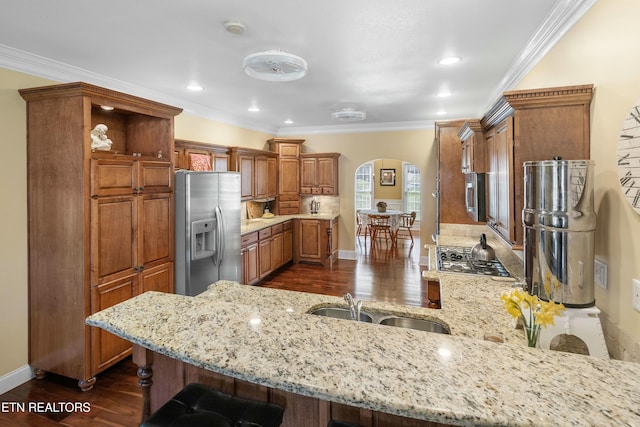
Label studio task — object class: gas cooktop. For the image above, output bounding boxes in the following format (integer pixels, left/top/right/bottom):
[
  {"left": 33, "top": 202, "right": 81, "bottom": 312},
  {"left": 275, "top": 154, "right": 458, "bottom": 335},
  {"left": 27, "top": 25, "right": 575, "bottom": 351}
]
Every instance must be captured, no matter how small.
[{"left": 436, "top": 245, "right": 511, "bottom": 277}]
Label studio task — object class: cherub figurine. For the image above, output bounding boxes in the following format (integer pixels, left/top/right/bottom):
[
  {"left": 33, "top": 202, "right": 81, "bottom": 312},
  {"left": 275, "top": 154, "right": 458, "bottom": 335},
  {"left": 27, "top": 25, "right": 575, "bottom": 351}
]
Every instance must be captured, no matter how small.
[{"left": 90, "top": 124, "right": 113, "bottom": 151}]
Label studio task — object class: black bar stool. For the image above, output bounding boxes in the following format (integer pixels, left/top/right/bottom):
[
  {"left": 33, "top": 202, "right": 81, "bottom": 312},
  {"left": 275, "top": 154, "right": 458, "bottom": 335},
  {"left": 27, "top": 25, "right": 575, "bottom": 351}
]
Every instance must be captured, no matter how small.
[{"left": 140, "top": 383, "right": 285, "bottom": 427}]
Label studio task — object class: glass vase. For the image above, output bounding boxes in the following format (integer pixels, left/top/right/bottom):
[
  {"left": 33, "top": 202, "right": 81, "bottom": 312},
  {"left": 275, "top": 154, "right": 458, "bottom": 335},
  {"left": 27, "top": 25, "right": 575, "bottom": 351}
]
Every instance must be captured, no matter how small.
[{"left": 524, "top": 324, "right": 540, "bottom": 348}]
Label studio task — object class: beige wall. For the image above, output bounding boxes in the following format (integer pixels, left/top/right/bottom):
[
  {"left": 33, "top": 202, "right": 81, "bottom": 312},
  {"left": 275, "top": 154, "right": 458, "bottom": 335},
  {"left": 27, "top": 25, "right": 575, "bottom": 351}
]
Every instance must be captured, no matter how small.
[
  {"left": 514, "top": 0, "right": 640, "bottom": 357},
  {"left": 0, "top": 69, "right": 57, "bottom": 376},
  {"left": 373, "top": 158, "right": 404, "bottom": 201},
  {"left": 283, "top": 130, "right": 437, "bottom": 252},
  {"left": 2, "top": 0, "right": 639, "bottom": 381}
]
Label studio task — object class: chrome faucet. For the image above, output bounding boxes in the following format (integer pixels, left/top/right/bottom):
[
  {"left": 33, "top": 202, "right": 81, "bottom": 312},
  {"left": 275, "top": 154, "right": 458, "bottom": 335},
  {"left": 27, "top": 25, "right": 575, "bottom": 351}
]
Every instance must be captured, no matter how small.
[{"left": 343, "top": 293, "right": 362, "bottom": 321}]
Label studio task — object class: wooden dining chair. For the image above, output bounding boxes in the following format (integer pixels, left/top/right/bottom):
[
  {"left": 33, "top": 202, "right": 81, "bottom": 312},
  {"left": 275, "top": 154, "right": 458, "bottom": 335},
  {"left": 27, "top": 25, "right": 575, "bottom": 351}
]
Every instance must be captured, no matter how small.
[
  {"left": 355, "top": 210, "right": 369, "bottom": 245},
  {"left": 396, "top": 211, "right": 416, "bottom": 246},
  {"left": 368, "top": 214, "right": 393, "bottom": 247}
]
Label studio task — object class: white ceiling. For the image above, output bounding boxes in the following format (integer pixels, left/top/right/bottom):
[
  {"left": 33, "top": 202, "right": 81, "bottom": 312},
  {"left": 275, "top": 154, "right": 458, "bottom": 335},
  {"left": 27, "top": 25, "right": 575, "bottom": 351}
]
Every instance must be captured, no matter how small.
[{"left": 0, "top": 0, "right": 596, "bottom": 136}]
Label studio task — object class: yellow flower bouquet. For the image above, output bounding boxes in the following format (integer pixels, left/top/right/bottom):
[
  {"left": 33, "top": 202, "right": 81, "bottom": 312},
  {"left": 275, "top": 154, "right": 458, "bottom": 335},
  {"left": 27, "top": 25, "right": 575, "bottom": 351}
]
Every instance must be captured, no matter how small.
[{"left": 501, "top": 288, "right": 565, "bottom": 347}]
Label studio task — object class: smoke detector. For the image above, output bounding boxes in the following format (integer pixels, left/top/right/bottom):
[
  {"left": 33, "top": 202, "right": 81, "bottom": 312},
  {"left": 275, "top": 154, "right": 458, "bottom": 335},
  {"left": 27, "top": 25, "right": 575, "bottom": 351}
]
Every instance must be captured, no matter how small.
[
  {"left": 224, "top": 20, "right": 246, "bottom": 35},
  {"left": 243, "top": 50, "right": 307, "bottom": 82},
  {"left": 331, "top": 107, "right": 367, "bottom": 121}
]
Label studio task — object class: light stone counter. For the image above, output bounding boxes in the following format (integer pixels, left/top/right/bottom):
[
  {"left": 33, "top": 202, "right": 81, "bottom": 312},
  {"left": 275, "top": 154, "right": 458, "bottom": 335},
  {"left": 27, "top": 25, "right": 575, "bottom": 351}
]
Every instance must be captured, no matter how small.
[
  {"left": 241, "top": 213, "right": 339, "bottom": 235},
  {"left": 87, "top": 281, "right": 640, "bottom": 426}
]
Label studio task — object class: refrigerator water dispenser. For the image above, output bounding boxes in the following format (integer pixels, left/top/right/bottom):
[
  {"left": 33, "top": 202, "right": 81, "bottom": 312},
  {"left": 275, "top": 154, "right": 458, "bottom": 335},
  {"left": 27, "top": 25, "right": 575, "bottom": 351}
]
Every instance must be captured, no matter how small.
[{"left": 191, "top": 218, "right": 216, "bottom": 260}]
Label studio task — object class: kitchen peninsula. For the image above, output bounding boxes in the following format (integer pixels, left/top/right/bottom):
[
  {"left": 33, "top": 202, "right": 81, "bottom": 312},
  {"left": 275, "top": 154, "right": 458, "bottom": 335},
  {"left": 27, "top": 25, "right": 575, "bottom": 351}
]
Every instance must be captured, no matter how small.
[{"left": 87, "top": 273, "right": 640, "bottom": 426}]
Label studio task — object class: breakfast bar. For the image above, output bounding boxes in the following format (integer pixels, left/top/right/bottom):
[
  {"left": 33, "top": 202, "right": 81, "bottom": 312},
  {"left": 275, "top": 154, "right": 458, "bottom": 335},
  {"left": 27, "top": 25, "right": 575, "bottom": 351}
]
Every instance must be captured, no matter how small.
[{"left": 87, "top": 277, "right": 640, "bottom": 426}]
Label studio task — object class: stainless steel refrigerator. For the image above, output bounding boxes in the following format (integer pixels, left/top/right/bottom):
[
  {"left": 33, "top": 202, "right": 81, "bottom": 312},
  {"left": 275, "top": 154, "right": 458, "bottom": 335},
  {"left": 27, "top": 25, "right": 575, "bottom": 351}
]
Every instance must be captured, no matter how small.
[{"left": 174, "top": 170, "right": 241, "bottom": 296}]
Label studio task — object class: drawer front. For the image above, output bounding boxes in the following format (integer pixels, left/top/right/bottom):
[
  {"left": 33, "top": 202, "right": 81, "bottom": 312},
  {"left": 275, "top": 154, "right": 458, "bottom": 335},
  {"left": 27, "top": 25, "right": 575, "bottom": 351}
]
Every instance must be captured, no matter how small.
[
  {"left": 279, "top": 201, "right": 299, "bottom": 208},
  {"left": 258, "top": 227, "right": 272, "bottom": 240},
  {"left": 271, "top": 223, "right": 283, "bottom": 234},
  {"left": 283, "top": 220, "right": 293, "bottom": 231},
  {"left": 300, "top": 187, "right": 312, "bottom": 194},
  {"left": 279, "top": 208, "right": 299, "bottom": 215},
  {"left": 279, "top": 194, "right": 300, "bottom": 202},
  {"left": 241, "top": 232, "right": 259, "bottom": 247}
]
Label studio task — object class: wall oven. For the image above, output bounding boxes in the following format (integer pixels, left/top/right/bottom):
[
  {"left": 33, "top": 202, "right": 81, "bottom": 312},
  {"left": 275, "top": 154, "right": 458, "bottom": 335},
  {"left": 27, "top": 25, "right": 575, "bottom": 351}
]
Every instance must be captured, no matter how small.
[{"left": 465, "top": 173, "right": 486, "bottom": 222}]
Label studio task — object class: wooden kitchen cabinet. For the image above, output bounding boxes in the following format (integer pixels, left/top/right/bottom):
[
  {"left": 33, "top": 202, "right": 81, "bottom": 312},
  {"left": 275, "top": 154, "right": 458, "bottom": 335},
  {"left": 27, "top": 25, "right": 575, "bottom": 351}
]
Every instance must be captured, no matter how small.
[
  {"left": 481, "top": 84, "right": 593, "bottom": 248},
  {"left": 300, "top": 153, "right": 340, "bottom": 195},
  {"left": 241, "top": 232, "right": 260, "bottom": 285},
  {"left": 283, "top": 221, "right": 293, "bottom": 263},
  {"left": 20, "top": 82, "right": 181, "bottom": 390},
  {"left": 458, "top": 119, "right": 486, "bottom": 173},
  {"left": 294, "top": 217, "right": 339, "bottom": 266},
  {"left": 174, "top": 140, "right": 230, "bottom": 171},
  {"left": 241, "top": 222, "right": 292, "bottom": 284},
  {"left": 229, "top": 147, "right": 277, "bottom": 201},
  {"left": 436, "top": 120, "right": 477, "bottom": 225},
  {"left": 255, "top": 155, "right": 278, "bottom": 200},
  {"left": 268, "top": 138, "right": 304, "bottom": 214}
]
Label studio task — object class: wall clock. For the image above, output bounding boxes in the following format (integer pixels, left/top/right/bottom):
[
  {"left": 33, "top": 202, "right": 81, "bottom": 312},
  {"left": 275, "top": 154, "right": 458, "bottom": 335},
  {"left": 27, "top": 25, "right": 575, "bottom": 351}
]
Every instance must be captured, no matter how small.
[{"left": 618, "top": 102, "right": 640, "bottom": 214}]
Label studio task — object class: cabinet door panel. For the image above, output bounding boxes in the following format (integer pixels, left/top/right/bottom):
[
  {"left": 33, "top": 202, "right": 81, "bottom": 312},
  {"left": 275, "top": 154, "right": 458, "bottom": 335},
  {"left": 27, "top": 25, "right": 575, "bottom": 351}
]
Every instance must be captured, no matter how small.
[
  {"left": 268, "top": 157, "right": 277, "bottom": 198},
  {"left": 91, "top": 158, "right": 135, "bottom": 196},
  {"left": 242, "top": 243, "right": 259, "bottom": 285},
  {"left": 139, "top": 193, "right": 173, "bottom": 268},
  {"left": 271, "top": 232, "right": 283, "bottom": 270},
  {"left": 283, "top": 228, "right": 293, "bottom": 263},
  {"left": 279, "top": 158, "right": 300, "bottom": 195},
  {"left": 316, "top": 157, "right": 335, "bottom": 189},
  {"left": 259, "top": 238, "right": 272, "bottom": 278},
  {"left": 92, "top": 196, "right": 136, "bottom": 284},
  {"left": 139, "top": 161, "right": 172, "bottom": 193},
  {"left": 139, "top": 262, "right": 173, "bottom": 294},
  {"left": 90, "top": 275, "right": 135, "bottom": 373},
  {"left": 239, "top": 156, "right": 254, "bottom": 200},
  {"left": 255, "top": 156, "right": 269, "bottom": 199},
  {"left": 300, "top": 158, "right": 317, "bottom": 189},
  {"left": 299, "top": 220, "right": 322, "bottom": 259}
]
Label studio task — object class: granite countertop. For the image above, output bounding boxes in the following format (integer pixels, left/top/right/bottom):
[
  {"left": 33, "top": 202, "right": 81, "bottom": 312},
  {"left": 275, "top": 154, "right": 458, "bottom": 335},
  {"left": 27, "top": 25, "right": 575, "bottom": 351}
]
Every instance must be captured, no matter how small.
[
  {"left": 87, "top": 280, "right": 640, "bottom": 426},
  {"left": 241, "top": 213, "right": 339, "bottom": 235}
]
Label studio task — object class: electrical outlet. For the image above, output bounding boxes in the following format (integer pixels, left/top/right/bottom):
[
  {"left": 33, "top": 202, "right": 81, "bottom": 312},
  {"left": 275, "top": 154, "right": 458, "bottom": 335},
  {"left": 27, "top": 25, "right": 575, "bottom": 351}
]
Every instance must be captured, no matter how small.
[
  {"left": 633, "top": 279, "right": 640, "bottom": 312},
  {"left": 594, "top": 258, "right": 608, "bottom": 289}
]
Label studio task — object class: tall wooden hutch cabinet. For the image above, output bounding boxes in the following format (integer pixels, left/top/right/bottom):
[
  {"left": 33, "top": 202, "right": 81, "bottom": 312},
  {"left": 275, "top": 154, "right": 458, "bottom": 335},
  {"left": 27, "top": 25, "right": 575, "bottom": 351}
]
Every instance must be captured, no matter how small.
[{"left": 20, "top": 82, "right": 182, "bottom": 390}]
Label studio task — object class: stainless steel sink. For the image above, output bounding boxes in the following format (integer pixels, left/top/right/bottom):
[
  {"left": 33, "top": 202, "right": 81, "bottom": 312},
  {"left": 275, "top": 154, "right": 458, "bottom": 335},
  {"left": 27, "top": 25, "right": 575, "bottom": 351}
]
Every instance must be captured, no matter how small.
[
  {"left": 309, "top": 307, "right": 373, "bottom": 323},
  {"left": 378, "top": 316, "right": 450, "bottom": 334}
]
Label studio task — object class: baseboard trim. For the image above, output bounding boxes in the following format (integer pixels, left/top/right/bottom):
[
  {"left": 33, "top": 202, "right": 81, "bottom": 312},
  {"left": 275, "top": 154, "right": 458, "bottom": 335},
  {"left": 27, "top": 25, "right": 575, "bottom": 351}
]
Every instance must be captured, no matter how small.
[
  {"left": 0, "top": 365, "right": 34, "bottom": 395},
  {"left": 338, "top": 250, "right": 357, "bottom": 260}
]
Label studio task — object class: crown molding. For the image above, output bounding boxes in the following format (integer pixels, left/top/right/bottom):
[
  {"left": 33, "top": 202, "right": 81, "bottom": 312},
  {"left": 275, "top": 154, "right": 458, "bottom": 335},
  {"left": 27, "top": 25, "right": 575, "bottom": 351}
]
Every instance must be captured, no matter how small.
[
  {"left": 1, "top": 0, "right": 597, "bottom": 137},
  {"left": 479, "top": 0, "right": 598, "bottom": 116}
]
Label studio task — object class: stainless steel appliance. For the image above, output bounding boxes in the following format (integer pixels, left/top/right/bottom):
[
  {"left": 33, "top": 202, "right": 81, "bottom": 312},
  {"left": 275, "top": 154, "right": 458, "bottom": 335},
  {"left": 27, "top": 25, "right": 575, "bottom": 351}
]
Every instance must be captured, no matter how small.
[
  {"left": 175, "top": 170, "right": 241, "bottom": 296},
  {"left": 523, "top": 159, "right": 596, "bottom": 307},
  {"left": 436, "top": 245, "right": 510, "bottom": 277},
  {"left": 465, "top": 173, "right": 486, "bottom": 222}
]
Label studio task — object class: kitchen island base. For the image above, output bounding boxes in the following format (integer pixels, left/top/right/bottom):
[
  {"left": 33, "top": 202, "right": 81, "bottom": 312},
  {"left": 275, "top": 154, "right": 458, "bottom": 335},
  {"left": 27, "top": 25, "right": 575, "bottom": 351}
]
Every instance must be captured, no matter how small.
[{"left": 133, "top": 346, "right": 450, "bottom": 427}]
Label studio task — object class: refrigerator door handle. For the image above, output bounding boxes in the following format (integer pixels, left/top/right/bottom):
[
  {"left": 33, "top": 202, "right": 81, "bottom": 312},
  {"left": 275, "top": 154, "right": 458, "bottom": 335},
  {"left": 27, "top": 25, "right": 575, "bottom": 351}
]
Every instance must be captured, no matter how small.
[{"left": 214, "top": 206, "right": 225, "bottom": 267}]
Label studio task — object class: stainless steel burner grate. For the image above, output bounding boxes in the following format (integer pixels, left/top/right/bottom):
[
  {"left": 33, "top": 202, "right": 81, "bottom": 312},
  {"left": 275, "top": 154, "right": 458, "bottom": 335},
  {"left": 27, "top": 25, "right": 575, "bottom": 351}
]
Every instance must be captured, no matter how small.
[{"left": 436, "top": 245, "right": 510, "bottom": 277}]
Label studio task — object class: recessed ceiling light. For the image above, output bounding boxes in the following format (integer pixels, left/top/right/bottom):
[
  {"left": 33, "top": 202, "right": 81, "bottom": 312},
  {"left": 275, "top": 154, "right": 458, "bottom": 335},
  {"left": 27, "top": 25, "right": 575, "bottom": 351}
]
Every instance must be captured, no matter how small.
[
  {"left": 437, "top": 91, "right": 452, "bottom": 97},
  {"left": 284, "top": 119, "right": 293, "bottom": 125},
  {"left": 187, "top": 84, "right": 203, "bottom": 91},
  {"left": 437, "top": 56, "right": 461, "bottom": 65},
  {"left": 248, "top": 106, "right": 260, "bottom": 112},
  {"left": 437, "top": 111, "right": 447, "bottom": 115}
]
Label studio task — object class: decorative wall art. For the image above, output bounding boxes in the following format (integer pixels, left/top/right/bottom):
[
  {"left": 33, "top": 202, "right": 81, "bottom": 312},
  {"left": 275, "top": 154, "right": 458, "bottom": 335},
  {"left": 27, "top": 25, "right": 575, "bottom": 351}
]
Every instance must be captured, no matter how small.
[{"left": 380, "top": 168, "right": 396, "bottom": 186}]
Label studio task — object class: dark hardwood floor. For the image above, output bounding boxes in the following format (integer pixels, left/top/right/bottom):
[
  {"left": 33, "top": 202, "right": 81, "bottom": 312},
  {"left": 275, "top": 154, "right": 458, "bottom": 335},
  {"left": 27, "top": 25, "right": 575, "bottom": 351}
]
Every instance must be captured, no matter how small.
[{"left": 0, "top": 236, "right": 423, "bottom": 427}]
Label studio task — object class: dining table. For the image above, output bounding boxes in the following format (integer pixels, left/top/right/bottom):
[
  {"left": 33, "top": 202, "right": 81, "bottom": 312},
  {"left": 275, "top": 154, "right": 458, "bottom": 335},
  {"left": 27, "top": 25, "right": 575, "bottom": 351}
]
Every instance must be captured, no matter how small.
[{"left": 358, "top": 209, "right": 404, "bottom": 246}]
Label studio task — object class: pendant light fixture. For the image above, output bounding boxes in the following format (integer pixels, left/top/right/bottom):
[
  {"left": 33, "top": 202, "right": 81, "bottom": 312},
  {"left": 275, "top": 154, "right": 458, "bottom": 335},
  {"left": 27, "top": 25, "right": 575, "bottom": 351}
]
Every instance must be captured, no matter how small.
[{"left": 243, "top": 50, "right": 307, "bottom": 82}]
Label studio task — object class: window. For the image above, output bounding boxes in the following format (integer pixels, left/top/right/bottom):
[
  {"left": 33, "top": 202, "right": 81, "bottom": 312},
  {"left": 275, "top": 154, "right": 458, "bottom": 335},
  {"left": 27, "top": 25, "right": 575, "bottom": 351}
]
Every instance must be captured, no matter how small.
[
  {"left": 403, "top": 163, "right": 421, "bottom": 216},
  {"left": 355, "top": 163, "right": 373, "bottom": 210}
]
